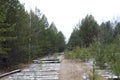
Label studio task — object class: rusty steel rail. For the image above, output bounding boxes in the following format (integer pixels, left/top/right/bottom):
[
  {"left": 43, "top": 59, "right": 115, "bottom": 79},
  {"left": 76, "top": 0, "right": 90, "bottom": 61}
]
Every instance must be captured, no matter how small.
[
  {"left": 33, "top": 59, "right": 61, "bottom": 64},
  {"left": 0, "top": 69, "right": 21, "bottom": 78}
]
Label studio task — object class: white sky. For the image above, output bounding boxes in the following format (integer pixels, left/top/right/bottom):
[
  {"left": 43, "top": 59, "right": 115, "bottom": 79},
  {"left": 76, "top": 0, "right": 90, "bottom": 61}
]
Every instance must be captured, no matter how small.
[{"left": 19, "top": 0, "right": 120, "bottom": 41}]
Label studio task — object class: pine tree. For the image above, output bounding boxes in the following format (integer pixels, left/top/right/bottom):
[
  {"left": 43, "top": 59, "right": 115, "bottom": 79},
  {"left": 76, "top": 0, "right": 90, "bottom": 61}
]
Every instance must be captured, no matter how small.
[
  {"left": 68, "top": 27, "right": 80, "bottom": 49},
  {"left": 99, "top": 21, "right": 113, "bottom": 44},
  {"left": 47, "top": 22, "right": 58, "bottom": 53},
  {"left": 0, "top": 0, "right": 17, "bottom": 68},
  {"left": 114, "top": 22, "right": 120, "bottom": 37},
  {"left": 80, "top": 15, "right": 98, "bottom": 47},
  {"left": 56, "top": 31, "right": 66, "bottom": 52}
]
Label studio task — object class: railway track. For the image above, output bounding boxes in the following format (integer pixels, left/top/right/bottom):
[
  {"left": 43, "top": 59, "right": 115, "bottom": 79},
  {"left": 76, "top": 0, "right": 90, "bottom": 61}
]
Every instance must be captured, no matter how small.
[{"left": 1, "top": 54, "right": 63, "bottom": 80}]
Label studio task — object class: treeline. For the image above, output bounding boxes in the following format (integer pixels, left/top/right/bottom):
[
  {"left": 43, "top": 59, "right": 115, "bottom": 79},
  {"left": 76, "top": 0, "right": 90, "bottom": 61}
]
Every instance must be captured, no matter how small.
[
  {"left": 67, "top": 15, "right": 120, "bottom": 77},
  {"left": 0, "top": 0, "right": 65, "bottom": 69},
  {"left": 68, "top": 15, "right": 119, "bottom": 48}
]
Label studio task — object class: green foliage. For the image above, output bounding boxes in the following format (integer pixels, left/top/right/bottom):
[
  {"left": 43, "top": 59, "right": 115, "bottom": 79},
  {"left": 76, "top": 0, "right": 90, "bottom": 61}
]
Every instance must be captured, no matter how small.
[
  {"left": 68, "top": 15, "right": 98, "bottom": 49},
  {"left": 0, "top": 0, "right": 19, "bottom": 68},
  {"left": 99, "top": 21, "right": 114, "bottom": 44},
  {"left": 67, "top": 14, "right": 120, "bottom": 78},
  {"left": 80, "top": 15, "right": 98, "bottom": 47},
  {"left": 47, "top": 22, "right": 58, "bottom": 53},
  {"left": 67, "top": 27, "right": 81, "bottom": 49},
  {"left": 0, "top": 0, "right": 66, "bottom": 69},
  {"left": 39, "top": 61, "right": 43, "bottom": 70},
  {"left": 47, "top": 22, "right": 66, "bottom": 53},
  {"left": 89, "top": 36, "right": 120, "bottom": 76},
  {"left": 114, "top": 22, "right": 120, "bottom": 37},
  {"left": 53, "top": 53, "right": 58, "bottom": 59},
  {"left": 89, "top": 42, "right": 106, "bottom": 69},
  {"left": 56, "top": 31, "right": 66, "bottom": 52},
  {"left": 105, "top": 37, "right": 120, "bottom": 76},
  {"left": 65, "top": 47, "right": 90, "bottom": 61},
  {"left": 89, "top": 68, "right": 98, "bottom": 80},
  {"left": 0, "top": 0, "right": 8, "bottom": 22}
]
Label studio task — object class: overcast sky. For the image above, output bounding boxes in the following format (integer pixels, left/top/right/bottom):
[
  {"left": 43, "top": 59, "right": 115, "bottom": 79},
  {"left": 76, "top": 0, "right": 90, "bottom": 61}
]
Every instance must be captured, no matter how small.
[{"left": 19, "top": 0, "right": 120, "bottom": 41}]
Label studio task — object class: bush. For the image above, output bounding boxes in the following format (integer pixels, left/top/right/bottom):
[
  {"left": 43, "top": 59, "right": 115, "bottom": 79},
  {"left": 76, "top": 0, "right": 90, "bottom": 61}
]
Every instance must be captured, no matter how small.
[{"left": 64, "top": 47, "right": 90, "bottom": 61}]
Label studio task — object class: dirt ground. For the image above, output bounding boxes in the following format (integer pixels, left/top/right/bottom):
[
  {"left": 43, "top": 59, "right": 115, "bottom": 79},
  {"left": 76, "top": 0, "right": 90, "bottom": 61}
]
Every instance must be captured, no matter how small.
[
  {"left": 59, "top": 59, "right": 91, "bottom": 80},
  {"left": 59, "top": 58, "right": 106, "bottom": 80}
]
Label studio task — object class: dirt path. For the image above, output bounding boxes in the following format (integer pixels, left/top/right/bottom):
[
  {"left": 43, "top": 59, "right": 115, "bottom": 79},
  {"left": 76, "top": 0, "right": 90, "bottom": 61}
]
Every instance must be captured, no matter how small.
[{"left": 59, "top": 59, "right": 91, "bottom": 80}]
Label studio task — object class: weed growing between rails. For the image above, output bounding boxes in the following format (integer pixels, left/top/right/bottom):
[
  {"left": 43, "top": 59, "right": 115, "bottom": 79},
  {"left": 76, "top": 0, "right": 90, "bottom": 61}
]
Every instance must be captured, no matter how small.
[
  {"left": 87, "top": 60, "right": 105, "bottom": 80},
  {"left": 33, "top": 71, "right": 37, "bottom": 80},
  {"left": 53, "top": 53, "right": 58, "bottom": 59},
  {"left": 39, "top": 61, "right": 43, "bottom": 70}
]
